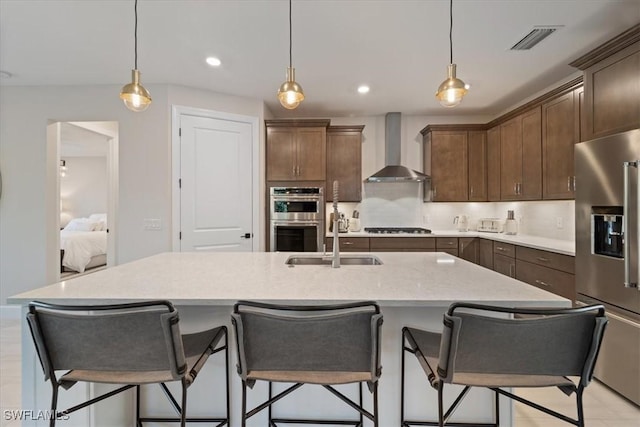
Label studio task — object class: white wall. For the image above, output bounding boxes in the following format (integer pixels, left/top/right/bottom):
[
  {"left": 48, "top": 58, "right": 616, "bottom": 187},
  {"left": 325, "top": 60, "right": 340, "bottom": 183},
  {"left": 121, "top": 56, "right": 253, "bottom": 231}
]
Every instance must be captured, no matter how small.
[
  {"left": 60, "top": 156, "right": 107, "bottom": 223},
  {"left": 0, "top": 84, "right": 266, "bottom": 305}
]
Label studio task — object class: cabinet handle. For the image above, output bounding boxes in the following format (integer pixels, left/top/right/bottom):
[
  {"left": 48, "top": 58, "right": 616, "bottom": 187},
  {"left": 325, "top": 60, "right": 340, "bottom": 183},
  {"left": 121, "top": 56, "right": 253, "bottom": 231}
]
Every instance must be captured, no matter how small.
[
  {"left": 433, "top": 186, "right": 437, "bottom": 199},
  {"left": 514, "top": 183, "right": 518, "bottom": 195},
  {"left": 518, "top": 182, "right": 522, "bottom": 195},
  {"left": 536, "top": 257, "right": 550, "bottom": 263},
  {"left": 343, "top": 241, "right": 354, "bottom": 245},
  {"left": 567, "top": 176, "right": 572, "bottom": 192},
  {"left": 535, "top": 279, "right": 551, "bottom": 287},
  {"left": 470, "top": 186, "right": 474, "bottom": 197},
  {"left": 496, "top": 246, "right": 505, "bottom": 251},
  {"left": 509, "top": 264, "right": 515, "bottom": 277},
  {"left": 292, "top": 166, "right": 296, "bottom": 176},
  {"left": 447, "top": 241, "right": 454, "bottom": 245},
  {"left": 572, "top": 176, "right": 576, "bottom": 192}
]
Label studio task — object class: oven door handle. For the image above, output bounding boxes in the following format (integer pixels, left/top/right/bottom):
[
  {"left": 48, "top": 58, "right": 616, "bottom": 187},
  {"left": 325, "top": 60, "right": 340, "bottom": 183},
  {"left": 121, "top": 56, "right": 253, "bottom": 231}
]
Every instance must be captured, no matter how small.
[
  {"left": 271, "top": 196, "right": 322, "bottom": 202},
  {"left": 272, "top": 220, "right": 321, "bottom": 226}
]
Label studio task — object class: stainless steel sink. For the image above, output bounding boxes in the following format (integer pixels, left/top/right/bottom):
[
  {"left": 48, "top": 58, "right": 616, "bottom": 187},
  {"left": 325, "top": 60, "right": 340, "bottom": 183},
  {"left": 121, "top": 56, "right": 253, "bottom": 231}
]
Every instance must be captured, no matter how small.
[{"left": 285, "top": 255, "right": 382, "bottom": 266}]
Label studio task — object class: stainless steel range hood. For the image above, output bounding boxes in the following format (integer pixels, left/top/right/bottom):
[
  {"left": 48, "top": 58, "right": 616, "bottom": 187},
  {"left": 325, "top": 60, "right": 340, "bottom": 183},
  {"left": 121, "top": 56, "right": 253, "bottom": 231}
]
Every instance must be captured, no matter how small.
[{"left": 365, "top": 112, "right": 430, "bottom": 182}]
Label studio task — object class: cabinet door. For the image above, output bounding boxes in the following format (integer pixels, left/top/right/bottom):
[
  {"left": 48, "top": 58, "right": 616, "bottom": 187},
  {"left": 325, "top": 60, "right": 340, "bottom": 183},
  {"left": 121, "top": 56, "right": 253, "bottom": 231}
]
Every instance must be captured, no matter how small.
[
  {"left": 520, "top": 107, "right": 542, "bottom": 200},
  {"left": 326, "top": 127, "right": 363, "bottom": 202},
  {"left": 500, "top": 108, "right": 542, "bottom": 200},
  {"left": 296, "top": 127, "right": 326, "bottom": 180},
  {"left": 487, "top": 126, "right": 501, "bottom": 201},
  {"left": 583, "top": 43, "right": 640, "bottom": 140},
  {"left": 459, "top": 237, "right": 479, "bottom": 264},
  {"left": 500, "top": 117, "right": 522, "bottom": 200},
  {"left": 266, "top": 127, "right": 296, "bottom": 180},
  {"left": 494, "top": 253, "right": 515, "bottom": 278},
  {"left": 542, "top": 91, "right": 578, "bottom": 199},
  {"left": 468, "top": 131, "right": 487, "bottom": 201},
  {"left": 478, "top": 238, "right": 494, "bottom": 269},
  {"left": 431, "top": 131, "right": 468, "bottom": 201}
]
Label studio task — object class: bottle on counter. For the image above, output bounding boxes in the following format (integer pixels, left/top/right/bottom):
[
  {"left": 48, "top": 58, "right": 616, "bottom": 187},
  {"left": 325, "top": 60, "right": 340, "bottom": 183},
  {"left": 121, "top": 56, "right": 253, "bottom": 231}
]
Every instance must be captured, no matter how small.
[{"left": 505, "top": 210, "right": 518, "bottom": 235}]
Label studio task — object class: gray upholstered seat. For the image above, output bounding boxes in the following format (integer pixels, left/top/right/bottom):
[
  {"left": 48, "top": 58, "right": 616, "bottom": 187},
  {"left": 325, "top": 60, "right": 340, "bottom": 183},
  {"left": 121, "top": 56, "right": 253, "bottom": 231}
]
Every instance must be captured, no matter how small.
[
  {"left": 231, "top": 300, "right": 383, "bottom": 427},
  {"left": 401, "top": 303, "right": 607, "bottom": 427},
  {"left": 26, "top": 300, "right": 229, "bottom": 427}
]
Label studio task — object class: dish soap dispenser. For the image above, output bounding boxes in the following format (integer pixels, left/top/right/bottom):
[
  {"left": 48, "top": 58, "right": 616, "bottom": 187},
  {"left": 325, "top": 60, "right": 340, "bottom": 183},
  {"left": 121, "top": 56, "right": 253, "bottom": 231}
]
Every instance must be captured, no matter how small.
[{"left": 505, "top": 210, "right": 518, "bottom": 235}]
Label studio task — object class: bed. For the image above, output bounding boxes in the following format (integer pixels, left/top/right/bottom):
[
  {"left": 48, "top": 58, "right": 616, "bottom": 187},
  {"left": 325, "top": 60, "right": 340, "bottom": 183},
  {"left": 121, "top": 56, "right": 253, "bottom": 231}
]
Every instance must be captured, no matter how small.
[{"left": 60, "top": 215, "right": 107, "bottom": 273}]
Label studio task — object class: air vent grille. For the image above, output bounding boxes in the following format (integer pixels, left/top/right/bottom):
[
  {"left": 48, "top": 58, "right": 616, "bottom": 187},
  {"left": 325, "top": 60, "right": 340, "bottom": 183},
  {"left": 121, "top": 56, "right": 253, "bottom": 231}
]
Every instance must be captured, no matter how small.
[{"left": 510, "top": 26, "right": 561, "bottom": 50}]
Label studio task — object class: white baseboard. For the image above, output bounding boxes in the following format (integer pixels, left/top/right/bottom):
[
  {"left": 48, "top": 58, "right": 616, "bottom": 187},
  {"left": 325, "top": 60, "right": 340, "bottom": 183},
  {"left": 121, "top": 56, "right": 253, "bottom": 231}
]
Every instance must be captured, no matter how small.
[{"left": 0, "top": 305, "right": 22, "bottom": 319}]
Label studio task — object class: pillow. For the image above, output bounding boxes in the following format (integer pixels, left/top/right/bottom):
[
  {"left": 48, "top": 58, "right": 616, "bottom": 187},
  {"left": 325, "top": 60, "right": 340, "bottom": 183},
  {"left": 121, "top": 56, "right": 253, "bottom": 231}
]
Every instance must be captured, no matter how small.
[
  {"left": 88, "top": 214, "right": 107, "bottom": 230},
  {"left": 63, "top": 218, "right": 101, "bottom": 232}
]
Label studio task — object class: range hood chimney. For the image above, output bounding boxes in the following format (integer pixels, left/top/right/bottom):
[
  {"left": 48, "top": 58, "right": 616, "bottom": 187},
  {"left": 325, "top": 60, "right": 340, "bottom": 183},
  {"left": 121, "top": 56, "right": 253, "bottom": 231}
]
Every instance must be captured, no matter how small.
[{"left": 365, "top": 113, "right": 430, "bottom": 182}]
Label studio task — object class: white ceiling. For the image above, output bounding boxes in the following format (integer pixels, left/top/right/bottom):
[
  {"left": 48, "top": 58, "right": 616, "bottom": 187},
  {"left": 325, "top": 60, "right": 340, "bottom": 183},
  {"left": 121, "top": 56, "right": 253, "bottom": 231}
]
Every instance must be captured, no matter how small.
[
  {"left": 60, "top": 122, "right": 110, "bottom": 157},
  {"left": 1, "top": 0, "right": 639, "bottom": 118}
]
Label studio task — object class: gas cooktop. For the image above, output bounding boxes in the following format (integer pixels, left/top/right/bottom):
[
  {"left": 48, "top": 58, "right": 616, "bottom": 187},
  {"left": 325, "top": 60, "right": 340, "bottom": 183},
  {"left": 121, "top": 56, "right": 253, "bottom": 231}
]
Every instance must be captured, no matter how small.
[{"left": 364, "top": 227, "right": 432, "bottom": 234}]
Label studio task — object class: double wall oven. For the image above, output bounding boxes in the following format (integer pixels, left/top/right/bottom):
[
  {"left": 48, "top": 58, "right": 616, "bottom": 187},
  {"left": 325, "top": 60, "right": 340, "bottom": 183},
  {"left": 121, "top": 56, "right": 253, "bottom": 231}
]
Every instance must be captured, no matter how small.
[{"left": 270, "top": 187, "right": 324, "bottom": 252}]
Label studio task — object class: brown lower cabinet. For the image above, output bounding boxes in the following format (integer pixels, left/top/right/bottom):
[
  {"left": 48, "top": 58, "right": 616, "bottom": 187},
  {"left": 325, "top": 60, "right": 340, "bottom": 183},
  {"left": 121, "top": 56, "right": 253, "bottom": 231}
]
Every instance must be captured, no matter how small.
[
  {"left": 436, "top": 237, "right": 459, "bottom": 257},
  {"left": 494, "top": 253, "right": 516, "bottom": 278},
  {"left": 515, "top": 260, "right": 576, "bottom": 301},
  {"left": 459, "top": 238, "right": 479, "bottom": 263},
  {"left": 478, "top": 238, "right": 494, "bottom": 269}
]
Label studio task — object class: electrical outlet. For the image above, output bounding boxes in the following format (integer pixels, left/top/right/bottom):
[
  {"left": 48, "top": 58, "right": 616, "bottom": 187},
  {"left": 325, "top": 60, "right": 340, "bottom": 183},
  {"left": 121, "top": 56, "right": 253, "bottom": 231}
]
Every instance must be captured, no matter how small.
[{"left": 556, "top": 217, "right": 563, "bottom": 229}]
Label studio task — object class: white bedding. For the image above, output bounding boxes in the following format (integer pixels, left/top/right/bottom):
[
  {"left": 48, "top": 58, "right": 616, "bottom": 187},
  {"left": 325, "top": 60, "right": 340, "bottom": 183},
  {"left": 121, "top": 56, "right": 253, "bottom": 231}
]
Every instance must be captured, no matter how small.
[{"left": 60, "top": 230, "right": 107, "bottom": 273}]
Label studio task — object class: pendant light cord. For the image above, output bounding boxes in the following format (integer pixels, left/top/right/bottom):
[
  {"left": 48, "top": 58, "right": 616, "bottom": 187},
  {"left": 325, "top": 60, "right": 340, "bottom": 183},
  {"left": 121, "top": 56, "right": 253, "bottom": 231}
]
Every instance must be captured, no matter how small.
[
  {"left": 288, "top": 0, "right": 293, "bottom": 68},
  {"left": 449, "top": 0, "right": 453, "bottom": 64},
  {"left": 134, "top": 0, "right": 138, "bottom": 70}
]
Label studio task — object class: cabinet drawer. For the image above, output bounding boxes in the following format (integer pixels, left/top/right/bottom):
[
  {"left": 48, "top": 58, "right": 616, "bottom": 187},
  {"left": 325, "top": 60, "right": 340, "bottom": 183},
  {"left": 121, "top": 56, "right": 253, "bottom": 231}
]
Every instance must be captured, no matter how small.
[
  {"left": 516, "top": 260, "right": 575, "bottom": 300},
  {"left": 325, "top": 237, "right": 369, "bottom": 252},
  {"left": 436, "top": 237, "right": 458, "bottom": 249},
  {"left": 370, "top": 237, "right": 435, "bottom": 251},
  {"left": 515, "top": 246, "right": 575, "bottom": 274},
  {"left": 493, "top": 242, "right": 515, "bottom": 258}
]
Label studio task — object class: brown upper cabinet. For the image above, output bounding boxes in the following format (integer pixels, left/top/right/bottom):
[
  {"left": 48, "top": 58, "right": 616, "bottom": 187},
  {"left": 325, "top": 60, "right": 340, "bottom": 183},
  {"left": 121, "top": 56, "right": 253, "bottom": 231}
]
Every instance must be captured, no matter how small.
[
  {"left": 500, "top": 107, "right": 542, "bottom": 200},
  {"left": 468, "top": 131, "right": 488, "bottom": 201},
  {"left": 570, "top": 24, "right": 640, "bottom": 141},
  {"left": 266, "top": 120, "right": 329, "bottom": 181},
  {"left": 486, "top": 126, "right": 501, "bottom": 201},
  {"left": 541, "top": 88, "right": 581, "bottom": 199},
  {"left": 421, "top": 126, "right": 487, "bottom": 202},
  {"left": 326, "top": 125, "right": 364, "bottom": 202}
]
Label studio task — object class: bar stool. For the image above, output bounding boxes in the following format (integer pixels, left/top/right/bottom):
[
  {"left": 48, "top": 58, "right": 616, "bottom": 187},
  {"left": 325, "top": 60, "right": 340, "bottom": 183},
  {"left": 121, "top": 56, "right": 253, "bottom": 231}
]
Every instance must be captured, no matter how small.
[
  {"left": 401, "top": 303, "right": 607, "bottom": 427},
  {"left": 26, "top": 300, "right": 229, "bottom": 427},
  {"left": 231, "top": 300, "right": 383, "bottom": 426}
]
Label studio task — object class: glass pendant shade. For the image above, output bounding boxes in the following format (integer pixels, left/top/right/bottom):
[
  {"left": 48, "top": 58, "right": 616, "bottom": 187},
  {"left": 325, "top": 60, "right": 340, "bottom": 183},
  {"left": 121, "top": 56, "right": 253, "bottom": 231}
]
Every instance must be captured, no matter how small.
[
  {"left": 120, "top": 69, "right": 152, "bottom": 112},
  {"left": 277, "top": 67, "right": 305, "bottom": 109},
  {"left": 435, "top": 64, "right": 468, "bottom": 108}
]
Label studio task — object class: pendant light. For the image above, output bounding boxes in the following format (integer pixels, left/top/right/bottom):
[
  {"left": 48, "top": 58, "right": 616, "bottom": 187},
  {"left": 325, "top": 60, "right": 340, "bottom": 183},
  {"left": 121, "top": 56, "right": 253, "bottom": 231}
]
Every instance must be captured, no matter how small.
[
  {"left": 435, "top": 0, "right": 468, "bottom": 108},
  {"left": 120, "top": 0, "right": 152, "bottom": 112},
  {"left": 277, "top": 0, "right": 304, "bottom": 109}
]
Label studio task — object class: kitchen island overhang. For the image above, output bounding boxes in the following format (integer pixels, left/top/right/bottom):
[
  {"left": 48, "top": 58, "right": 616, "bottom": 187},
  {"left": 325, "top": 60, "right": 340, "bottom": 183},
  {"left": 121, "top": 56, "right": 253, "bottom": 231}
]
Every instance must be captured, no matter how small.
[{"left": 9, "top": 251, "right": 570, "bottom": 426}]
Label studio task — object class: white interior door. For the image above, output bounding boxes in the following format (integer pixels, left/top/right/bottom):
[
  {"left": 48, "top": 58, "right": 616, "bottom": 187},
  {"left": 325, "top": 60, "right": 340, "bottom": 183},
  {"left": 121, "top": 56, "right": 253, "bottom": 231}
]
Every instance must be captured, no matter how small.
[{"left": 179, "top": 114, "right": 254, "bottom": 251}]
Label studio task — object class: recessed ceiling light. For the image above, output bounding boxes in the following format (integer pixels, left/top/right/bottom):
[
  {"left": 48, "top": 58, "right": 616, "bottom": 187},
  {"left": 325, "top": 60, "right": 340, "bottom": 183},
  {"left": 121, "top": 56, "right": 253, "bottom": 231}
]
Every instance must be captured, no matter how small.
[
  {"left": 357, "top": 85, "right": 370, "bottom": 94},
  {"left": 206, "top": 57, "right": 222, "bottom": 67}
]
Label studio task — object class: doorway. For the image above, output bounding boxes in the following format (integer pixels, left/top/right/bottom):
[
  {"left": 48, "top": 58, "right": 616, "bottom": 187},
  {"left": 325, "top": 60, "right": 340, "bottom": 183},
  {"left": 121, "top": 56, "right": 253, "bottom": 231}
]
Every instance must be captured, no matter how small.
[{"left": 48, "top": 121, "right": 118, "bottom": 281}]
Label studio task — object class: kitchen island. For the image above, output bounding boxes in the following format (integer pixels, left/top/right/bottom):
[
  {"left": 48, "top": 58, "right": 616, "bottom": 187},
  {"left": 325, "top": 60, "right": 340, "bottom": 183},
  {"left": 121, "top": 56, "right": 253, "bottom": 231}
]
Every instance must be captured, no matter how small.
[{"left": 9, "top": 251, "right": 569, "bottom": 427}]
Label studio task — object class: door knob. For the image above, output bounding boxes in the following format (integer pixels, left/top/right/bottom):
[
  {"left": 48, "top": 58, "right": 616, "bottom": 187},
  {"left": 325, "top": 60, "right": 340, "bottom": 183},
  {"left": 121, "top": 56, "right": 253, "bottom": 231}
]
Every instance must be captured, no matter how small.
[{"left": 240, "top": 233, "right": 252, "bottom": 239}]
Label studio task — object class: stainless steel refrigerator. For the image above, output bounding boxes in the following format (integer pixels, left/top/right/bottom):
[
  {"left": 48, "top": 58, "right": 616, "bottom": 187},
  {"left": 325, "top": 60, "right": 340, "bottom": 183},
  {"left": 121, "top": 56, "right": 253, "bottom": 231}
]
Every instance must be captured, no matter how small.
[{"left": 575, "top": 128, "right": 640, "bottom": 405}]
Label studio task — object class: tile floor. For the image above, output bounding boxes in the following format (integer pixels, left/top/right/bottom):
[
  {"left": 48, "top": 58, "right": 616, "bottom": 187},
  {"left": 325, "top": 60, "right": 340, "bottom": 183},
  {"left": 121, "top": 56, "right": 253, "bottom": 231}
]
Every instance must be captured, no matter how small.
[{"left": 1, "top": 315, "right": 638, "bottom": 427}]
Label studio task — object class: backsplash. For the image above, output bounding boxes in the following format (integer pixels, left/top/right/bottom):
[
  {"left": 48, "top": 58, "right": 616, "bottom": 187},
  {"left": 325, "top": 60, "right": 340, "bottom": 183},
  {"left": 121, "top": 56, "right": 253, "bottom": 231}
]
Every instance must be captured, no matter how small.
[{"left": 327, "top": 190, "right": 575, "bottom": 241}]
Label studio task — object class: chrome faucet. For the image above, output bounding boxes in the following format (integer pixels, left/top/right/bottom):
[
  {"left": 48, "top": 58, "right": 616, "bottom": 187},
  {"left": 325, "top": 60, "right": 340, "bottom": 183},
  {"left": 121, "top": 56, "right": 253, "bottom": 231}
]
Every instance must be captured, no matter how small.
[{"left": 332, "top": 180, "right": 340, "bottom": 268}]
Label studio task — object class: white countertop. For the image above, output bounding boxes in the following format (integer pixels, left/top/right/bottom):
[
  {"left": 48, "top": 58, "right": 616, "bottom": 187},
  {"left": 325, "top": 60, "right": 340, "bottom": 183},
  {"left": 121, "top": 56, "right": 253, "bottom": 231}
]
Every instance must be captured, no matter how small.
[
  {"left": 328, "top": 230, "right": 575, "bottom": 256},
  {"left": 8, "top": 252, "right": 568, "bottom": 307}
]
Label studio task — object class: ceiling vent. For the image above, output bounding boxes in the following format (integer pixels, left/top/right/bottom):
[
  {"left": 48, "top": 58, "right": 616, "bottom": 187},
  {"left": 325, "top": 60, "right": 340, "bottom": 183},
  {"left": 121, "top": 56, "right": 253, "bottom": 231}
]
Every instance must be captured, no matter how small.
[{"left": 510, "top": 26, "right": 562, "bottom": 50}]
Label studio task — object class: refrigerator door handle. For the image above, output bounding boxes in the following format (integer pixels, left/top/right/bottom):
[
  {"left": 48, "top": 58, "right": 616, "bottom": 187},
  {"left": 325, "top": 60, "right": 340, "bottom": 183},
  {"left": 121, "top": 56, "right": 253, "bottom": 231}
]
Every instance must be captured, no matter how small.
[{"left": 623, "top": 160, "right": 639, "bottom": 289}]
